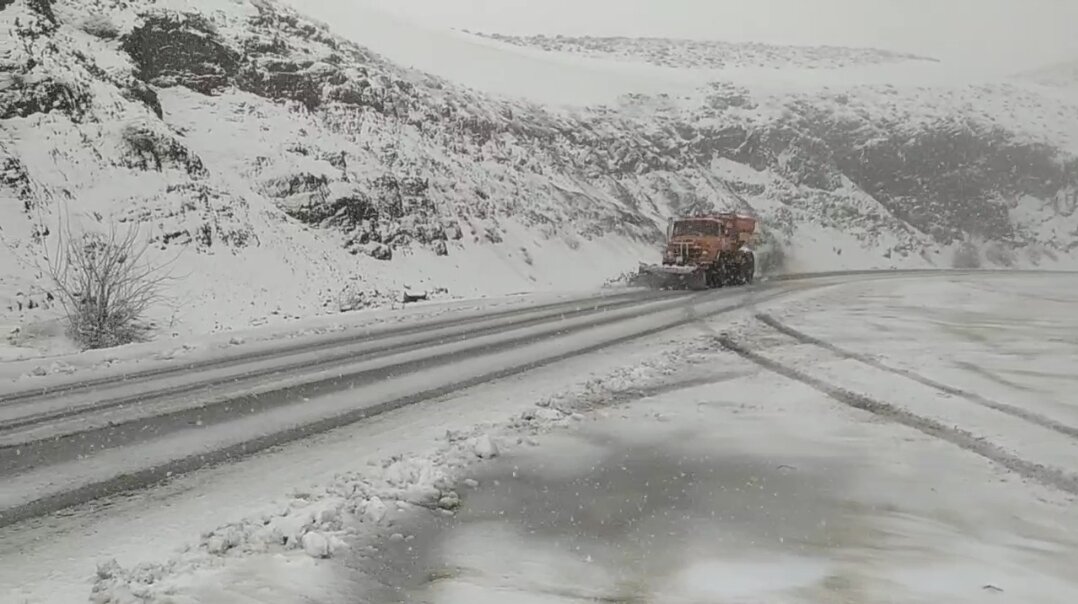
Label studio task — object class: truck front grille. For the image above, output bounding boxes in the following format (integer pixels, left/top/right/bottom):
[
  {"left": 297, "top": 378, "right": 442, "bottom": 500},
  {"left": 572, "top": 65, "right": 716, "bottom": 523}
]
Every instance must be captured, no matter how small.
[{"left": 668, "top": 242, "right": 701, "bottom": 265}]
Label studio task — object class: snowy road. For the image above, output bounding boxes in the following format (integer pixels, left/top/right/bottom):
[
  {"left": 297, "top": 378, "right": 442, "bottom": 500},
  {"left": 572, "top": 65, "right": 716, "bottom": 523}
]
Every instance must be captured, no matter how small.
[
  {"left": 0, "top": 279, "right": 829, "bottom": 528},
  {"left": 3, "top": 271, "right": 1076, "bottom": 604},
  {"left": 346, "top": 272, "right": 1078, "bottom": 604}
]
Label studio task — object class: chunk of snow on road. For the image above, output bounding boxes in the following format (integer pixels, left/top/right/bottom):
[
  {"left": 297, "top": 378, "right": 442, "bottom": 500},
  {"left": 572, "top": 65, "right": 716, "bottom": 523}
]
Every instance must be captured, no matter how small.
[
  {"left": 472, "top": 434, "right": 500, "bottom": 459},
  {"left": 524, "top": 407, "right": 566, "bottom": 422},
  {"left": 301, "top": 532, "right": 331, "bottom": 559},
  {"left": 438, "top": 492, "right": 461, "bottom": 510},
  {"left": 204, "top": 526, "right": 244, "bottom": 555},
  {"left": 662, "top": 557, "right": 832, "bottom": 600},
  {"left": 363, "top": 497, "right": 389, "bottom": 525}
]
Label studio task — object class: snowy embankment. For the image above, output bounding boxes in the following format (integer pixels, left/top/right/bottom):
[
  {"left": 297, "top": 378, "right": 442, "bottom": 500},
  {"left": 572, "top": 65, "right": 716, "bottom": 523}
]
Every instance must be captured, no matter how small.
[{"left": 6, "top": 272, "right": 1076, "bottom": 603}]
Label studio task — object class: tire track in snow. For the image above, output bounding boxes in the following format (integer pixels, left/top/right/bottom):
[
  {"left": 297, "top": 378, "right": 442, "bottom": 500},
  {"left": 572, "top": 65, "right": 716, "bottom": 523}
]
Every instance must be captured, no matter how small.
[
  {"left": 755, "top": 313, "right": 1078, "bottom": 441},
  {"left": 0, "top": 284, "right": 806, "bottom": 528},
  {"left": 574, "top": 371, "right": 755, "bottom": 413},
  {"left": 3, "top": 271, "right": 1060, "bottom": 527},
  {"left": 0, "top": 293, "right": 704, "bottom": 471},
  {"left": 716, "top": 336, "right": 1078, "bottom": 497},
  {"left": 0, "top": 289, "right": 673, "bottom": 406},
  {"left": 0, "top": 267, "right": 1029, "bottom": 406},
  {"left": 0, "top": 290, "right": 681, "bottom": 438}
]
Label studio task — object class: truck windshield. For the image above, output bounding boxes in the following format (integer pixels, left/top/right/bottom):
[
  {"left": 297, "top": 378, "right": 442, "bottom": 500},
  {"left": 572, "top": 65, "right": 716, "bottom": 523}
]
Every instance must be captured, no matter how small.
[{"left": 672, "top": 220, "right": 720, "bottom": 237}]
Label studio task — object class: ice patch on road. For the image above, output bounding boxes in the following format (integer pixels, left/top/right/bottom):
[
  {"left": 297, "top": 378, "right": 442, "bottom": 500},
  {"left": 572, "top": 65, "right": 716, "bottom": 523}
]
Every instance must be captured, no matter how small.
[
  {"left": 500, "top": 432, "right": 610, "bottom": 481},
  {"left": 430, "top": 522, "right": 617, "bottom": 600},
  {"left": 427, "top": 581, "right": 581, "bottom": 604},
  {"left": 662, "top": 556, "right": 832, "bottom": 601}
]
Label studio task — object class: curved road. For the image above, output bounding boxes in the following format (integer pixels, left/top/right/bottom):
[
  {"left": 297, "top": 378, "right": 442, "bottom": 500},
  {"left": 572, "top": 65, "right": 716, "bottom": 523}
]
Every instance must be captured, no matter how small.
[{"left": 0, "top": 270, "right": 1044, "bottom": 528}]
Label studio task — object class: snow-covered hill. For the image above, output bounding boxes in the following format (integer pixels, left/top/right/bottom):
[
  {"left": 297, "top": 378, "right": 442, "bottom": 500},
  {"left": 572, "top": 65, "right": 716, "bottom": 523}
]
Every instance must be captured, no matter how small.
[
  {"left": 468, "top": 33, "right": 937, "bottom": 71},
  {"left": 1017, "top": 60, "right": 1078, "bottom": 90},
  {"left": 2, "top": 0, "right": 1077, "bottom": 355}
]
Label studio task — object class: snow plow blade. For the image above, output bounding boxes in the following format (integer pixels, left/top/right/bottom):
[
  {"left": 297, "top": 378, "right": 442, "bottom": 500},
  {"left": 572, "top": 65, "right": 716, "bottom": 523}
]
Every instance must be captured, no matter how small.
[{"left": 630, "top": 263, "right": 708, "bottom": 290}]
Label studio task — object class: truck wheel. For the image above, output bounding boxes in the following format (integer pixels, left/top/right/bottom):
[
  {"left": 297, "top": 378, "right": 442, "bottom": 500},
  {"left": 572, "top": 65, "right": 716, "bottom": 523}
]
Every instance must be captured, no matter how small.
[
  {"left": 717, "top": 255, "right": 739, "bottom": 286},
  {"left": 742, "top": 252, "right": 755, "bottom": 284},
  {"left": 714, "top": 257, "right": 733, "bottom": 288}
]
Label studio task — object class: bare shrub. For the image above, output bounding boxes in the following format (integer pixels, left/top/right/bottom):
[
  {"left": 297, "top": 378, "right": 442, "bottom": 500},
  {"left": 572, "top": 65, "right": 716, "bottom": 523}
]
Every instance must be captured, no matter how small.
[
  {"left": 984, "top": 242, "right": 1016, "bottom": 267},
  {"left": 951, "top": 241, "right": 982, "bottom": 269},
  {"left": 47, "top": 223, "right": 170, "bottom": 349}
]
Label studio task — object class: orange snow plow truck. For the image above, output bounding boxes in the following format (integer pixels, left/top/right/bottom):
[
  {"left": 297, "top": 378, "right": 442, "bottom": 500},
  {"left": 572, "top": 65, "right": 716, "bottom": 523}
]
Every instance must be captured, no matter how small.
[{"left": 634, "top": 213, "right": 756, "bottom": 290}]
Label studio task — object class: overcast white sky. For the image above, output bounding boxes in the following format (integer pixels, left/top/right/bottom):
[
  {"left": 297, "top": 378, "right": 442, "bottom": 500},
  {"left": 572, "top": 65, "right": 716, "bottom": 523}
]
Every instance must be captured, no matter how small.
[{"left": 360, "top": 0, "right": 1078, "bottom": 71}]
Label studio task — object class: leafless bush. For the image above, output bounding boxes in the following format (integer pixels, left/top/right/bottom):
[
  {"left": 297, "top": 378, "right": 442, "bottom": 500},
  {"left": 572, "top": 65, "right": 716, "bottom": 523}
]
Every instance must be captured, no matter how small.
[
  {"left": 951, "top": 241, "right": 982, "bottom": 269},
  {"left": 47, "top": 223, "right": 170, "bottom": 349},
  {"left": 984, "top": 242, "right": 1016, "bottom": 267}
]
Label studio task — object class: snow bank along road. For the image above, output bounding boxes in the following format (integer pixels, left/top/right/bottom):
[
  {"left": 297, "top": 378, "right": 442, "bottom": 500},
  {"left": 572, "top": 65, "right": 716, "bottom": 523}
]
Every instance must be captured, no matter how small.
[
  {"left": 0, "top": 270, "right": 1051, "bottom": 530},
  {"left": 0, "top": 277, "right": 836, "bottom": 528}
]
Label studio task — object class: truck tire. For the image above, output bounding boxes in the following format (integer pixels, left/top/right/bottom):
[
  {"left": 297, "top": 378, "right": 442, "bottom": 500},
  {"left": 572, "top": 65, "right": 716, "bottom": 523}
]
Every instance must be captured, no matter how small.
[
  {"left": 714, "top": 255, "right": 736, "bottom": 288},
  {"left": 742, "top": 252, "right": 755, "bottom": 284}
]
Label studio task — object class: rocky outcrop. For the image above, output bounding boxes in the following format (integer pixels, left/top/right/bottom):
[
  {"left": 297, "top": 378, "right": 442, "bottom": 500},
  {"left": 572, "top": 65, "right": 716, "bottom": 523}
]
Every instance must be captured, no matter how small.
[
  {"left": 0, "top": 75, "right": 92, "bottom": 120},
  {"left": 1, "top": 154, "right": 33, "bottom": 211},
  {"left": 120, "top": 124, "right": 207, "bottom": 177},
  {"left": 123, "top": 13, "right": 240, "bottom": 95}
]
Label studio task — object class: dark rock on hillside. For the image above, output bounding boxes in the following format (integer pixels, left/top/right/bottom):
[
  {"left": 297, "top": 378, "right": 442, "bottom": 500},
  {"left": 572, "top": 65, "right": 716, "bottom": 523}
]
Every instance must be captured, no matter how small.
[
  {"left": 1, "top": 155, "right": 33, "bottom": 211},
  {"left": 26, "top": 0, "right": 56, "bottom": 24},
  {"left": 121, "top": 125, "right": 207, "bottom": 178},
  {"left": 786, "top": 103, "right": 1078, "bottom": 243},
  {"left": 308, "top": 195, "right": 379, "bottom": 226},
  {"left": 0, "top": 76, "right": 93, "bottom": 120},
  {"left": 1, "top": 4, "right": 95, "bottom": 121},
  {"left": 237, "top": 58, "right": 345, "bottom": 110},
  {"left": 266, "top": 169, "right": 448, "bottom": 258},
  {"left": 120, "top": 8, "right": 399, "bottom": 115},
  {"left": 123, "top": 13, "right": 240, "bottom": 95},
  {"left": 122, "top": 78, "right": 163, "bottom": 118}
]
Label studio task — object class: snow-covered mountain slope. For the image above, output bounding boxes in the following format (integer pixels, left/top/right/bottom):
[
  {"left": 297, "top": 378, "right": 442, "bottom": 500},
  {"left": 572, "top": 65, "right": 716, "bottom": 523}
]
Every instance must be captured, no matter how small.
[
  {"left": 1017, "top": 60, "right": 1078, "bottom": 90},
  {"left": 468, "top": 33, "right": 938, "bottom": 71},
  {"left": 2, "top": 0, "right": 1077, "bottom": 354}
]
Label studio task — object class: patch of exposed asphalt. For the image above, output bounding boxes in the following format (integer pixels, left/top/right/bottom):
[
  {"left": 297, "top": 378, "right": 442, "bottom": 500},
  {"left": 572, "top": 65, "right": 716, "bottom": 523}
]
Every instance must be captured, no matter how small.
[
  {"left": 716, "top": 335, "right": 1078, "bottom": 498},
  {"left": 349, "top": 373, "right": 860, "bottom": 603}
]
